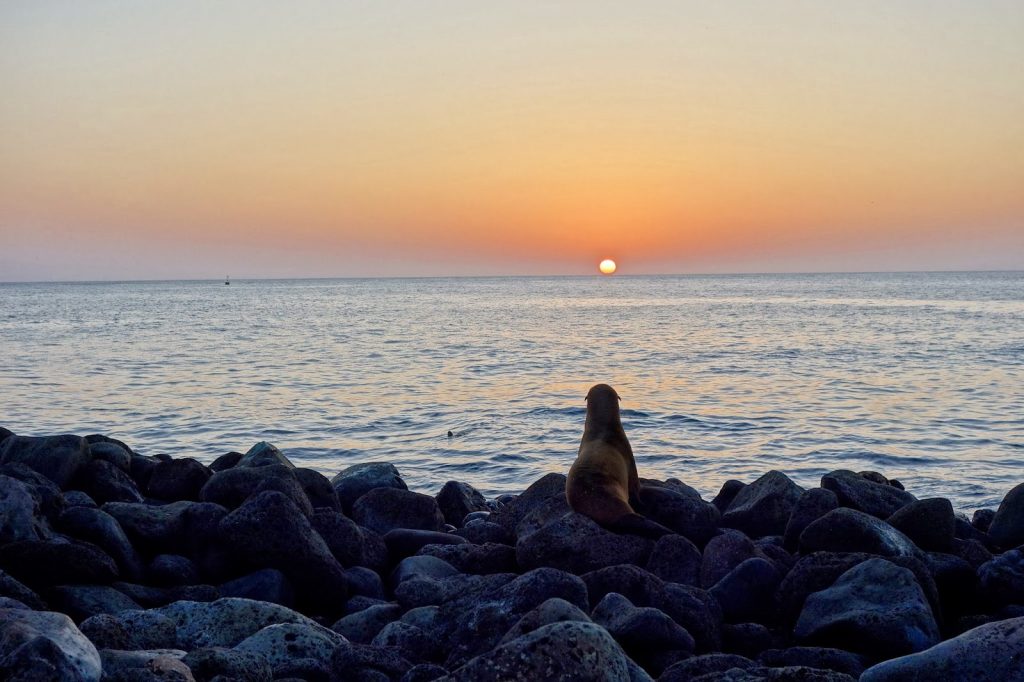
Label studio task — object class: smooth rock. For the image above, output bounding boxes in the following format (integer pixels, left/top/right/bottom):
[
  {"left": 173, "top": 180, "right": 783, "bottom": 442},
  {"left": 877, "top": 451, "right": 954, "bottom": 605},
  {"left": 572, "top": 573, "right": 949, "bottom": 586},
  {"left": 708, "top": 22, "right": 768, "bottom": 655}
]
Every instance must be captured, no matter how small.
[
  {"left": 886, "top": 498, "right": 955, "bottom": 552},
  {"left": 0, "top": 434, "right": 90, "bottom": 489},
  {"left": 721, "top": 622, "right": 778, "bottom": 659},
  {"left": 351, "top": 488, "right": 446, "bottom": 535},
  {"left": 0, "top": 539, "right": 119, "bottom": 589},
  {"left": 989, "top": 482, "right": 1024, "bottom": 548},
  {"left": 111, "top": 582, "right": 218, "bottom": 610},
  {"left": 435, "top": 481, "right": 488, "bottom": 527},
  {"left": 147, "top": 458, "right": 212, "bottom": 501},
  {"left": 860, "top": 616, "right": 1024, "bottom": 681},
  {"left": 86, "top": 441, "right": 132, "bottom": 472},
  {"left": 646, "top": 533, "right": 701, "bottom": 586},
  {"left": 710, "top": 557, "right": 783, "bottom": 624},
  {"left": 581, "top": 564, "right": 665, "bottom": 610},
  {"left": 452, "top": 520, "right": 513, "bottom": 545},
  {"left": 233, "top": 622, "right": 344, "bottom": 678},
  {"left": 441, "top": 621, "right": 647, "bottom": 682},
  {"left": 219, "top": 568, "right": 294, "bottom": 608},
  {"left": 721, "top": 470, "right": 804, "bottom": 538},
  {"left": 799, "top": 507, "right": 919, "bottom": 558},
  {"left": 972, "top": 508, "right": 995, "bottom": 533},
  {"left": 516, "top": 512, "right": 653, "bottom": 574},
  {"left": 56, "top": 506, "right": 143, "bottom": 580},
  {"left": 1, "top": 462, "right": 66, "bottom": 520},
  {"left": 332, "top": 603, "right": 404, "bottom": 644},
  {"left": 295, "top": 467, "right": 342, "bottom": 511},
  {"left": 784, "top": 488, "right": 839, "bottom": 551},
  {"left": 73, "top": 458, "right": 145, "bottom": 504},
  {"left": 347, "top": 566, "right": 385, "bottom": 600},
  {"left": 659, "top": 583, "right": 723, "bottom": 653},
  {"left": 155, "top": 597, "right": 325, "bottom": 649},
  {"left": 392, "top": 555, "right": 460, "bottom": 586},
  {"left": 0, "top": 607, "right": 101, "bottom": 681},
  {"left": 794, "top": 558, "right": 939, "bottom": 658},
  {"left": 331, "top": 462, "right": 408, "bottom": 514},
  {"left": 0, "top": 474, "right": 49, "bottom": 543},
  {"left": 821, "top": 469, "right": 915, "bottom": 519},
  {"left": 47, "top": 585, "right": 141, "bottom": 622}
]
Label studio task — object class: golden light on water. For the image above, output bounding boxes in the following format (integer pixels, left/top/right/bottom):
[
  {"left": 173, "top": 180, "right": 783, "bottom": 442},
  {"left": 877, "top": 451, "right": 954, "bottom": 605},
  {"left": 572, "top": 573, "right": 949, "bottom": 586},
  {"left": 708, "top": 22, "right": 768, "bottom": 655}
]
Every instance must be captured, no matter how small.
[{"left": 599, "top": 259, "right": 617, "bottom": 275}]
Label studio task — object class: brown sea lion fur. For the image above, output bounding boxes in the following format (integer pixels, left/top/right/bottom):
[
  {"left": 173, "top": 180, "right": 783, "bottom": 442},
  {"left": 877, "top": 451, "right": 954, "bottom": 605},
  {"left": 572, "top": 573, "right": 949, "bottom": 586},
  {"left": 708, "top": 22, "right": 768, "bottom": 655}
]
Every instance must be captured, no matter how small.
[{"left": 566, "top": 384, "right": 672, "bottom": 538}]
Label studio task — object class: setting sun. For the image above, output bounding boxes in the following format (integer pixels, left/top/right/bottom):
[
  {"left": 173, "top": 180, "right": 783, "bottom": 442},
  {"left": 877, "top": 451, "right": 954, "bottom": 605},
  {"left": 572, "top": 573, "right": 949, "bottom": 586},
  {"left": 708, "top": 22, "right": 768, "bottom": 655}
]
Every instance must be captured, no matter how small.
[{"left": 599, "top": 259, "right": 617, "bottom": 275}]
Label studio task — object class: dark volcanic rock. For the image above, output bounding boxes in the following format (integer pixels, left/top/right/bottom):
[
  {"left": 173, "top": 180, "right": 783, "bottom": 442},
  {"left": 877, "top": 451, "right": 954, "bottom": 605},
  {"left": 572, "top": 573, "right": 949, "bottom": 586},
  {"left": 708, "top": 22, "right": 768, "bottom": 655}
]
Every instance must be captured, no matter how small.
[
  {"left": 219, "top": 490, "right": 348, "bottom": 612},
  {"left": 385, "top": 528, "right": 468, "bottom": 559},
  {"left": 592, "top": 592, "right": 695, "bottom": 671},
  {"left": 886, "top": 497, "right": 955, "bottom": 552},
  {"left": 442, "top": 622, "right": 640, "bottom": 682},
  {"left": 147, "top": 457, "right": 211, "bottom": 501},
  {"left": 978, "top": 548, "right": 1024, "bottom": 604},
  {"left": 417, "top": 542, "right": 516, "bottom": 574},
  {"left": 183, "top": 647, "right": 273, "bottom": 682},
  {"left": 200, "top": 464, "right": 312, "bottom": 515},
  {"left": 989, "top": 482, "right": 1024, "bottom": 549},
  {"left": 498, "top": 597, "right": 591, "bottom": 643},
  {"left": 721, "top": 470, "right": 803, "bottom": 539},
  {"left": 63, "top": 490, "right": 97, "bottom": 508},
  {"left": 56, "top": 506, "right": 143, "bottom": 581},
  {"left": 111, "top": 581, "right": 217, "bottom": 609},
  {"left": 352, "top": 488, "right": 446, "bottom": 535},
  {"left": 0, "top": 607, "right": 102, "bottom": 681},
  {"left": 453, "top": 520, "right": 513, "bottom": 545},
  {"left": 710, "top": 557, "right": 783, "bottom": 624},
  {"left": 86, "top": 441, "right": 132, "bottom": 472},
  {"left": 637, "top": 482, "right": 720, "bottom": 546},
  {"left": 488, "top": 472, "right": 567, "bottom": 537},
  {"left": 721, "top": 622, "right": 778, "bottom": 659},
  {"left": 658, "top": 583, "right": 724, "bottom": 654},
  {"left": 0, "top": 474, "right": 50, "bottom": 543},
  {"left": 128, "top": 455, "right": 159, "bottom": 490},
  {"left": 712, "top": 480, "right": 746, "bottom": 513},
  {"left": 155, "top": 597, "right": 325, "bottom": 649},
  {"left": 821, "top": 469, "right": 915, "bottom": 519},
  {"left": 435, "top": 481, "right": 488, "bottom": 527},
  {"left": 516, "top": 512, "right": 653, "bottom": 574},
  {"left": 332, "top": 603, "right": 404, "bottom": 644},
  {"left": 646, "top": 533, "right": 701, "bottom": 586},
  {"left": 148, "top": 554, "right": 200, "bottom": 587},
  {"left": 295, "top": 467, "right": 342, "bottom": 511},
  {"left": 209, "top": 451, "right": 243, "bottom": 472},
  {"left": 799, "top": 507, "right": 920, "bottom": 558},
  {"left": 794, "top": 557, "right": 939, "bottom": 658},
  {"left": 0, "top": 569, "right": 47, "bottom": 610},
  {"left": 661, "top": 653, "right": 756, "bottom": 681},
  {"left": 236, "top": 441, "right": 294, "bottom": 468},
  {"left": 78, "top": 610, "right": 178, "bottom": 650},
  {"left": 701, "top": 531, "right": 762, "bottom": 588},
  {"left": 219, "top": 568, "right": 295, "bottom": 608},
  {"left": 392, "top": 555, "right": 460, "bottom": 586},
  {"left": 0, "top": 539, "right": 118, "bottom": 590},
  {"left": 331, "top": 462, "right": 408, "bottom": 514},
  {"left": 859, "top": 616, "right": 1024, "bottom": 681},
  {"left": 102, "top": 500, "right": 196, "bottom": 555},
  {"left": 310, "top": 508, "right": 365, "bottom": 567},
  {"left": 759, "top": 647, "right": 865, "bottom": 677},
  {"left": 925, "top": 552, "right": 978, "bottom": 618},
  {"left": 46, "top": 585, "right": 140, "bottom": 622},
  {"left": 2, "top": 462, "right": 66, "bottom": 520},
  {"left": 234, "top": 621, "right": 344, "bottom": 679},
  {"left": 372, "top": 621, "right": 437, "bottom": 663},
  {"left": 330, "top": 640, "right": 413, "bottom": 681},
  {"left": 0, "top": 434, "right": 90, "bottom": 488},
  {"left": 972, "top": 508, "right": 996, "bottom": 533},
  {"left": 784, "top": 488, "right": 839, "bottom": 551},
  {"left": 73, "top": 458, "right": 144, "bottom": 504}
]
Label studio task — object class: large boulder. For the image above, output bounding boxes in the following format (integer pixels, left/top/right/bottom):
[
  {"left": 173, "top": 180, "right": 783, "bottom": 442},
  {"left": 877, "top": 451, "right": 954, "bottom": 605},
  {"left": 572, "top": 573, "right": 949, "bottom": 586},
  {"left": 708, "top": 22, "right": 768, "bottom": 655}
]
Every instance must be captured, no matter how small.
[
  {"left": 155, "top": 597, "right": 326, "bottom": 649},
  {"left": 183, "top": 647, "right": 272, "bottom": 682},
  {"left": 860, "top": 616, "right": 1024, "bottom": 681},
  {"left": 989, "top": 482, "right": 1024, "bottom": 549},
  {"left": 86, "top": 441, "right": 132, "bottom": 472},
  {"left": 498, "top": 597, "right": 592, "bottom": 644},
  {"left": 886, "top": 498, "right": 955, "bottom": 552},
  {"left": 700, "top": 531, "right": 763, "bottom": 588},
  {"left": 101, "top": 500, "right": 196, "bottom": 555},
  {"left": 591, "top": 592, "right": 694, "bottom": 671},
  {"left": 219, "top": 569, "right": 294, "bottom": 608},
  {"left": 978, "top": 548, "right": 1024, "bottom": 604},
  {"left": 0, "top": 434, "right": 91, "bottom": 489},
  {"left": 709, "top": 557, "right": 783, "bottom": 624},
  {"left": 821, "top": 470, "right": 915, "bottom": 519},
  {"left": 233, "top": 622, "right": 344, "bottom": 678},
  {"left": 637, "top": 482, "right": 720, "bottom": 546},
  {"left": 218, "top": 490, "right": 348, "bottom": 611},
  {"left": 56, "top": 506, "right": 144, "bottom": 581},
  {"left": 0, "top": 474, "right": 50, "bottom": 543},
  {"left": 1, "top": 463, "right": 66, "bottom": 520},
  {"left": 489, "top": 473, "right": 567, "bottom": 537},
  {"left": 97, "top": 649, "right": 193, "bottom": 682},
  {"left": 294, "top": 468, "right": 341, "bottom": 511},
  {"left": 147, "top": 458, "right": 212, "bottom": 501},
  {"left": 0, "top": 608, "right": 101, "bottom": 681},
  {"left": 435, "top": 481, "right": 489, "bottom": 527},
  {"left": 200, "top": 464, "right": 312, "bottom": 515},
  {"left": 794, "top": 558, "right": 939, "bottom": 658},
  {"left": 309, "top": 508, "right": 366, "bottom": 567},
  {"left": 236, "top": 441, "right": 294, "bottom": 469},
  {"left": 646, "top": 533, "right": 701, "bottom": 586},
  {"left": 417, "top": 542, "right": 516, "bottom": 575},
  {"left": 79, "top": 610, "right": 179, "bottom": 650},
  {"left": 516, "top": 512, "right": 653, "bottom": 574},
  {"left": 0, "top": 539, "right": 119, "bottom": 590},
  {"left": 441, "top": 621, "right": 649, "bottom": 682},
  {"left": 799, "top": 508, "right": 920, "bottom": 558},
  {"left": 47, "top": 585, "right": 141, "bottom": 623},
  {"left": 72, "top": 459, "right": 144, "bottom": 504},
  {"left": 351, "top": 488, "right": 446, "bottom": 535},
  {"left": 721, "top": 470, "right": 804, "bottom": 538},
  {"left": 784, "top": 488, "right": 839, "bottom": 550},
  {"left": 331, "top": 462, "right": 407, "bottom": 513}
]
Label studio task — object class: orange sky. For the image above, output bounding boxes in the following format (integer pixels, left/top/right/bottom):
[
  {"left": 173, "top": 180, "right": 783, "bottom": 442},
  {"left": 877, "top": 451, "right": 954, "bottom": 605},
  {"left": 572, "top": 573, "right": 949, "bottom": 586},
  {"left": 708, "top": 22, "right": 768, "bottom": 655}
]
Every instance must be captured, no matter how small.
[{"left": 1, "top": 2, "right": 1022, "bottom": 280}]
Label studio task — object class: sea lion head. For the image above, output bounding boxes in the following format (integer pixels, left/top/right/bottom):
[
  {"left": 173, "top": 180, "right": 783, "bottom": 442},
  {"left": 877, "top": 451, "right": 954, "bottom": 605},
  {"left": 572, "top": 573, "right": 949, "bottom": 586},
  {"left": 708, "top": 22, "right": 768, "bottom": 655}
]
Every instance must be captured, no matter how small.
[{"left": 585, "top": 383, "right": 621, "bottom": 424}]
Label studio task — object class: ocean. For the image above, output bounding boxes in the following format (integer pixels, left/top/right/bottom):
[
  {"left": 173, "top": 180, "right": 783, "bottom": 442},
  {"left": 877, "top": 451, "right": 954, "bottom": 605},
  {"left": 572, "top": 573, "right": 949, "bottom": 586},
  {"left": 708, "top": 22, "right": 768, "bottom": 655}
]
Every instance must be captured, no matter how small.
[{"left": 2, "top": 272, "right": 1022, "bottom": 512}]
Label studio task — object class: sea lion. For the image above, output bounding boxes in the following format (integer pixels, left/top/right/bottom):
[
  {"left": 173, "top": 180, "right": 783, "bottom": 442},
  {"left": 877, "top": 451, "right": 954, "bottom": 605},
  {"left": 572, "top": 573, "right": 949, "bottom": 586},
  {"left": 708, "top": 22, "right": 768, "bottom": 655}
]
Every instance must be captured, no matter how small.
[{"left": 566, "top": 384, "right": 672, "bottom": 538}]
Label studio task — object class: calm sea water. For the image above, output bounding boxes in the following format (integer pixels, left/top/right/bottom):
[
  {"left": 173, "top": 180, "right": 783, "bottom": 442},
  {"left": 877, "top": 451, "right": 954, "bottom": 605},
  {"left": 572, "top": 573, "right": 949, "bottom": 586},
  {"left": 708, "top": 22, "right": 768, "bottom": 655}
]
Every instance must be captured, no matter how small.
[{"left": 2, "top": 273, "right": 1022, "bottom": 512}]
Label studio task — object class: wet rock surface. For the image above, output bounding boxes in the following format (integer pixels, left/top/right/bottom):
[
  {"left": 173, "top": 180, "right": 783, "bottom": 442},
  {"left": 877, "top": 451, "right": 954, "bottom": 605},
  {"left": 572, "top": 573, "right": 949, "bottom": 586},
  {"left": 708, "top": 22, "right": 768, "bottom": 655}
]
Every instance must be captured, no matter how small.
[{"left": 1, "top": 431, "right": 1022, "bottom": 681}]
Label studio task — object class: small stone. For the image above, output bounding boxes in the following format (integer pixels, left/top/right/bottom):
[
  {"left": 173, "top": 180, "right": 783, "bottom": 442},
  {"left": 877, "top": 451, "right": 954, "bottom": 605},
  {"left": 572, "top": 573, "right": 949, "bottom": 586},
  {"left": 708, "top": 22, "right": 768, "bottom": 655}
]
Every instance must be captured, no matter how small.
[
  {"left": 384, "top": 528, "right": 468, "bottom": 560},
  {"left": 98, "top": 649, "right": 193, "bottom": 682},
  {"left": 86, "top": 441, "right": 132, "bottom": 472},
  {"left": 294, "top": 468, "right": 342, "bottom": 511},
  {"left": 56, "top": 506, "right": 144, "bottom": 581},
  {"left": 758, "top": 647, "right": 865, "bottom": 678},
  {"left": 712, "top": 480, "right": 746, "bottom": 514},
  {"left": 209, "top": 452, "right": 243, "bottom": 472},
  {"left": 660, "top": 653, "right": 756, "bottom": 681},
  {"left": 149, "top": 554, "right": 201, "bottom": 587},
  {"left": 497, "top": 597, "right": 591, "bottom": 644},
  {"left": 637, "top": 483, "right": 720, "bottom": 546},
  {"left": 416, "top": 542, "right": 516, "bottom": 574},
  {"left": 701, "top": 531, "right": 761, "bottom": 588},
  {"left": 0, "top": 474, "right": 50, "bottom": 543},
  {"left": 979, "top": 548, "right": 1024, "bottom": 604}
]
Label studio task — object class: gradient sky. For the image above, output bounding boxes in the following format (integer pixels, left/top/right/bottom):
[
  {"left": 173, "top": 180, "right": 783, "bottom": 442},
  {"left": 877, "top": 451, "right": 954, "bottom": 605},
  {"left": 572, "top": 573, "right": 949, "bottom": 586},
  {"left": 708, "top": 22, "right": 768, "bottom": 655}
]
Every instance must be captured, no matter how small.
[{"left": 2, "top": 1, "right": 1022, "bottom": 280}]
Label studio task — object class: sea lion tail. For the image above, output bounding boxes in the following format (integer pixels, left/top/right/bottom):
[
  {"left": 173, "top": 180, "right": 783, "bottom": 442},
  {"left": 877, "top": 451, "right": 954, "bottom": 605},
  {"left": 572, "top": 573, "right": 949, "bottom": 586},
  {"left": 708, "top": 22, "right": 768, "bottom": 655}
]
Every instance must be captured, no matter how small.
[{"left": 606, "top": 513, "right": 673, "bottom": 539}]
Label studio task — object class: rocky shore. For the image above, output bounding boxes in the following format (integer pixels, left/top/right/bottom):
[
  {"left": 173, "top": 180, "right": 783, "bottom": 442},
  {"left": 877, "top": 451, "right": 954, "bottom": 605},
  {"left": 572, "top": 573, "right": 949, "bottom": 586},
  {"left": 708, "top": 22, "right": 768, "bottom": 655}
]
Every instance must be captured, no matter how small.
[{"left": 1, "top": 429, "right": 1023, "bottom": 681}]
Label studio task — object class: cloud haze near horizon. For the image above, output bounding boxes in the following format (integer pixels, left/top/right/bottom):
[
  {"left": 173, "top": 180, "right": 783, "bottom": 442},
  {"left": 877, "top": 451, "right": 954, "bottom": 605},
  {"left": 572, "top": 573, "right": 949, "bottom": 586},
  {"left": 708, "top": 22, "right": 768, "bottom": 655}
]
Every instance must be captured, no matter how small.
[{"left": 2, "top": 1, "right": 1022, "bottom": 281}]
